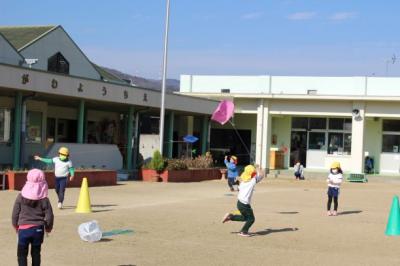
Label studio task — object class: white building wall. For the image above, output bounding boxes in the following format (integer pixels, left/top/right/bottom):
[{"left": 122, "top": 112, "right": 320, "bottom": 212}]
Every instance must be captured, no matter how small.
[
  {"left": 271, "top": 76, "right": 366, "bottom": 95},
  {"left": 181, "top": 74, "right": 400, "bottom": 97},
  {"left": 367, "top": 77, "right": 400, "bottom": 96},
  {"left": 271, "top": 116, "right": 291, "bottom": 168},
  {"left": 364, "top": 118, "right": 382, "bottom": 171},
  {"left": 181, "top": 75, "right": 270, "bottom": 93}
]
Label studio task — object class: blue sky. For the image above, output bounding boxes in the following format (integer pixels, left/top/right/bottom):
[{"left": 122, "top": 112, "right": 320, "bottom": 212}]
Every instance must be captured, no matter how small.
[{"left": 2, "top": 0, "right": 400, "bottom": 79}]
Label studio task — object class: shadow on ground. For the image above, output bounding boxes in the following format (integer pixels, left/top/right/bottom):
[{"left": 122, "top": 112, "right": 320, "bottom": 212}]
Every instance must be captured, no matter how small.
[
  {"left": 338, "top": 210, "right": 362, "bottom": 215},
  {"left": 251, "top": 227, "right": 299, "bottom": 236}
]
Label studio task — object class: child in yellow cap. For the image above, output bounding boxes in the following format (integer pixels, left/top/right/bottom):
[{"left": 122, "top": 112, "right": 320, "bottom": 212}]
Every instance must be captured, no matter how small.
[
  {"left": 327, "top": 161, "right": 343, "bottom": 216},
  {"left": 224, "top": 155, "right": 239, "bottom": 191},
  {"left": 34, "top": 147, "right": 75, "bottom": 209},
  {"left": 221, "top": 165, "right": 265, "bottom": 237}
]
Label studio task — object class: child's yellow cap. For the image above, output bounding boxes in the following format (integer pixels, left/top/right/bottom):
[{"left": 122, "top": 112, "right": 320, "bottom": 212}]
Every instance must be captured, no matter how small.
[
  {"left": 330, "top": 161, "right": 341, "bottom": 169},
  {"left": 230, "top": 155, "right": 238, "bottom": 164},
  {"left": 240, "top": 165, "right": 256, "bottom": 182}
]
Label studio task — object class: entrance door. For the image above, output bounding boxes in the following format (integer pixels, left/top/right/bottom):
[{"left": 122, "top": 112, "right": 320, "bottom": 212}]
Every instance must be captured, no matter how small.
[{"left": 290, "top": 131, "right": 307, "bottom": 167}]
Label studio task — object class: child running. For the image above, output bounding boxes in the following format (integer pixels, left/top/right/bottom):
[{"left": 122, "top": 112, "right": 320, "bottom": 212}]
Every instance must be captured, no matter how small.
[
  {"left": 224, "top": 155, "right": 239, "bottom": 192},
  {"left": 12, "top": 169, "right": 54, "bottom": 266},
  {"left": 221, "top": 165, "right": 265, "bottom": 237},
  {"left": 327, "top": 161, "right": 343, "bottom": 216},
  {"left": 34, "top": 146, "right": 74, "bottom": 209}
]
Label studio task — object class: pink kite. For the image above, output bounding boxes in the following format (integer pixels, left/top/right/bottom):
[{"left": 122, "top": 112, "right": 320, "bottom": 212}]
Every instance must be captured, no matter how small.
[{"left": 211, "top": 100, "right": 234, "bottom": 125}]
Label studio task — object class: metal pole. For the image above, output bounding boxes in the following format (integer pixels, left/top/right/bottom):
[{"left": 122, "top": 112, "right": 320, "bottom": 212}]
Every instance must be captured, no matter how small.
[
  {"left": 126, "top": 106, "right": 134, "bottom": 171},
  {"left": 159, "top": 0, "right": 171, "bottom": 155}
]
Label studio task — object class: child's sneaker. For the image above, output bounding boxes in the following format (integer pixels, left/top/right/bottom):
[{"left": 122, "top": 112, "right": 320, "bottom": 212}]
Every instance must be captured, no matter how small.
[
  {"left": 237, "top": 232, "right": 251, "bottom": 237},
  {"left": 327, "top": 211, "right": 332, "bottom": 216},
  {"left": 57, "top": 202, "right": 63, "bottom": 209},
  {"left": 222, "top": 213, "right": 232, "bottom": 223}
]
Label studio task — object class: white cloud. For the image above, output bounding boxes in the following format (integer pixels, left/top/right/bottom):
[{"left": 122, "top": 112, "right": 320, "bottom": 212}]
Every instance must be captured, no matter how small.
[
  {"left": 329, "top": 12, "right": 357, "bottom": 21},
  {"left": 241, "top": 12, "right": 264, "bottom": 20},
  {"left": 287, "top": 12, "right": 316, "bottom": 20}
]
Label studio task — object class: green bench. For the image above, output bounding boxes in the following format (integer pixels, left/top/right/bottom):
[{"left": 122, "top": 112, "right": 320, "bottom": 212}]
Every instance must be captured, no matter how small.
[{"left": 346, "top": 173, "right": 368, "bottom": 183}]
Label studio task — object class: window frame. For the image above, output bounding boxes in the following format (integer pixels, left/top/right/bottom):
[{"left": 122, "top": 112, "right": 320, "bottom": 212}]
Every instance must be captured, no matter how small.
[
  {"left": 382, "top": 119, "right": 400, "bottom": 153},
  {"left": 291, "top": 117, "right": 352, "bottom": 154},
  {"left": 47, "top": 52, "right": 70, "bottom": 75}
]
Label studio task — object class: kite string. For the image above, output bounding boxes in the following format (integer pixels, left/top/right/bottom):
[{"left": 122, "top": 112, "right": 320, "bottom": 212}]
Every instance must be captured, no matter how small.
[{"left": 228, "top": 120, "right": 254, "bottom": 163}]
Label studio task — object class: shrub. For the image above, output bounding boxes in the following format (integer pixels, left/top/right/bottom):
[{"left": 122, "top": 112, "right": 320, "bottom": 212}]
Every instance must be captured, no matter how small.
[
  {"left": 149, "top": 150, "right": 165, "bottom": 172},
  {"left": 185, "top": 154, "right": 214, "bottom": 169},
  {"left": 166, "top": 159, "right": 188, "bottom": 171}
]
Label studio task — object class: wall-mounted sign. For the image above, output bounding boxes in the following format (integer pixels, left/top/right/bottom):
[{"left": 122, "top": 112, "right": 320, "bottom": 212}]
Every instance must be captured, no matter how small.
[
  {"left": 21, "top": 74, "right": 29, "bottom": 84},
  {"left": 143, "top": 93, "right": 148, "bottom": 102},
  {"left": 102, "top": 86, "right": 107, "bottom": 96},
  {"left": 124, "top": 90, "right": 128, "bottom": 99},
  {"left": 51, "top": 79, "right": 58, "bottom": 89}
]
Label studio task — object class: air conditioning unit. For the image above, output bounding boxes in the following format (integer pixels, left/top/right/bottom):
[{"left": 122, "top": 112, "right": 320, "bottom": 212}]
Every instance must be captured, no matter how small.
[
  {"left": 221, "top": 88, "right": 230, "bottom": 93},
  {"left": 307, "top": 90, "right": 317, "bottom": 95}
]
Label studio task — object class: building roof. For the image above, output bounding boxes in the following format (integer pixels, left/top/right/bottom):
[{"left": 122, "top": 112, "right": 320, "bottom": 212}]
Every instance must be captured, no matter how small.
[
  {"left": 0, "top": 25, "right": 56, "bottom": 50},
  {"left": 92, "top": 63, "right": 129, "bottom": 85}
]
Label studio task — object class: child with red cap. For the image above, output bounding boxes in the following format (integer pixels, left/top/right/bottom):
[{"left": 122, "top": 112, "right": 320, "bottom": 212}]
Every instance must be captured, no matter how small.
[
  {"left": 224, "top": 155, "right": 239, "bottom": 192},
  {"left": 221, "top": 165, "right": 265, "bottom": 236},
  {"left": 12, "top": 169, "right": 54, "bottom": 266}
]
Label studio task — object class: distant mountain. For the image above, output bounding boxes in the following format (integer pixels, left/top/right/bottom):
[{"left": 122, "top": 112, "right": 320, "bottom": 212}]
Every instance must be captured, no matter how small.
[{"left": 102, "top": 67, "right": 180, "bottom": 93}]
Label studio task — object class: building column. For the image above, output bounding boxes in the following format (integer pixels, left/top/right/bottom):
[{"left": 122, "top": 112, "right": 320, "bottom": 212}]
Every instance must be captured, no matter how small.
[
  {"left": 13, "top": 92, "right": 22, "bottom": 169},
  {"left": 255, "top": 99, "right": 271, "bottom": 171},
  {"left": 201, "top": 115, "right": 210, "bottom": 155},
  {"left": 126, "top": 106, "right": 134, "bottom": 171},
  {"left": 77, "top": 99, "right": 85, "bottom": 144},
  {"left": 166, "top": 112, "right": 174, "bottom": 158},
  {"left": 187, "top": 116, "right": 194, "bottom": 135},
  {"left": 261, "top": 100, "right": 272, "bottom": 171},
  {"left": 351, "top": 102, "right": 366, "bottom": 173},
  {"left": 255, "top": 100, "right": 264, "bottom": 167}
]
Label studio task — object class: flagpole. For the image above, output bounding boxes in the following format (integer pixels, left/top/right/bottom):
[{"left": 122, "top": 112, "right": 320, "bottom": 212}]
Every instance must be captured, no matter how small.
[{"left": 159, "top": 0, "right": 171, "bottom": 155}]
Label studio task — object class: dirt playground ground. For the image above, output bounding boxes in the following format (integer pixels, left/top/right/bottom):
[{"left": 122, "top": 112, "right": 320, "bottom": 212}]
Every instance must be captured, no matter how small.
[{"left": 1, "top": 177, "right": 400, "bottom": 266}]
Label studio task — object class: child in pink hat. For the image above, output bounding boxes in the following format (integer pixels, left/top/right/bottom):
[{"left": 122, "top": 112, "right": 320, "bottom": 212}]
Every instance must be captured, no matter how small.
[{"left": 12, "top": 169, "right": 54, "bottom": 266}]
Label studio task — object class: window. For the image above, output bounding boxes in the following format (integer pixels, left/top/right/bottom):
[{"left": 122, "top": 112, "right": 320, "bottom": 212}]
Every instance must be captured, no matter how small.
[
  {"left": 382, "top": 120, "right": 400, "bottom": 153},
  {"left": 46, "top": 118, "right": 55, "bottom": 142},
  {"left": 328, "top": 133, "right": 352, "bottom": 155},
  {"left": 308, "top": 132, "right": 326, "bottom": 150},
  {"left": 344, "top": 133, "right": 352, "bottom": 154},
  {"left": 329, "top": 118, "right": 352, "bottom": 130},
  {"left": 0, "top": 108, "right": 12, "bottom": 142},
  {"left": 309, "top": 118, "right": 326, "bottom": 130},
  {"left": 48, "top": 52, "right": 69, "bottom": 74},
  {"left": 382, "top": 135, "right": 400, "bottom": 153},
  {"left": 383, "top": 120, "right": 400, "bottom": 132},
  {"left": 291, "top": 117, "right": 352, "bottom": 154},
  {"left": 26, "top": 111, "right": 42, "bottom": 143},
  {"left": 292, "top": 117, "right": 308, "bottom": 129}
]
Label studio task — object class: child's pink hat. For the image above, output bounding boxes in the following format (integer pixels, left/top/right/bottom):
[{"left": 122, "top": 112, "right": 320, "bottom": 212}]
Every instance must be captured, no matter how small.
[{"left": 21, "top": 169, "right": 48, "bottom": 200}]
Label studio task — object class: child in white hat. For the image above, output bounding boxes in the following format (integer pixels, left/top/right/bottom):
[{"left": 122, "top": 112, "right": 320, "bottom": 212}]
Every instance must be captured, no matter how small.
[{"left": 12, "top": 169, "right": 54, "bottom": 266}]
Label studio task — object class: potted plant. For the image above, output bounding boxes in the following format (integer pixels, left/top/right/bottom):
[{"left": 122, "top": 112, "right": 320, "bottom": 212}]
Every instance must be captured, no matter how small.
[{"left": 141, "top": 150, "right": 166, "bottom": 182}]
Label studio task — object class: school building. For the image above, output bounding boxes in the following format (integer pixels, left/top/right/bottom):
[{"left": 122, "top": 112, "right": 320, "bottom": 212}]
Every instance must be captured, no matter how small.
[
  {"left": 180, "top": 74, "right": 400, "bottom": 175},
  {"left": 0, "top": 25, "right": 218, "bottom": 172}
]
